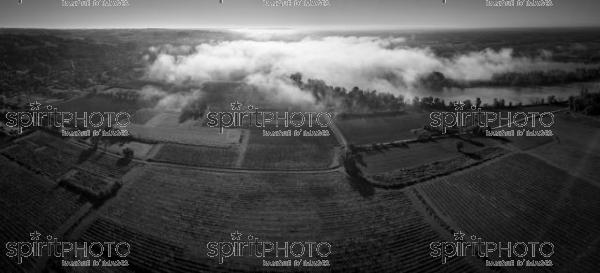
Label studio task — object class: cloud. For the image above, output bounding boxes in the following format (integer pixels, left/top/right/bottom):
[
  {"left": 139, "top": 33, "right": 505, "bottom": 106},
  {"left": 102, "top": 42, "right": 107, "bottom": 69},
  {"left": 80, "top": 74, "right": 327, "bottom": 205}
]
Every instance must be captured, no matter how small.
[
  {"left": 137, "top": 85, "right": 204, "bottom": 112},
  {"left": 139, "top": 85, "right": 168, "bottom": 101},
  {"left": 442, "top": 48, "right": 576, "bottom": 81},
  {"left": 245, "top": 73, "right": 316, "bottom": 106},
  {"left": 144, "top": 36, "right": 592, "bottom": 105},
  {"left": 230, "top": 28, "right": 304, "bottom": 41}
]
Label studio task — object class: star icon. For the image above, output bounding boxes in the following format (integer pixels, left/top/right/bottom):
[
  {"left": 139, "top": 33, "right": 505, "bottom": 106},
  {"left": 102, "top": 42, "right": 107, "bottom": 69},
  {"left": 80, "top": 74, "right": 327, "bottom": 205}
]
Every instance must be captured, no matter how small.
[
  {"left": 30, "top": 231, "right": 41, "bottom": 241},
  {"left": 230, "top": 101, "right": 242, "bottom": 111},
  {"left": 29, "top": 101, "right": 41, "bottom": 111},
  {"left": 453, "top": 231, "right": 465, "bottom": 241},
  {"left": 230, "top": 230, "right": 242, "bottom": 241},
  {"left": 454, "top": 101, "right": 465, "bottom": 111}
]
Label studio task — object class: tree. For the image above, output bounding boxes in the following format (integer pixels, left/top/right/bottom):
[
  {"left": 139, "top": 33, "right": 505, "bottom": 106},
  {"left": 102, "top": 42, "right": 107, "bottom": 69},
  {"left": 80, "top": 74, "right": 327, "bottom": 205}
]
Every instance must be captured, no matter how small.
[
  {"left": 568, "top": 96, "right": 575, "bottom": 111},
  {"left": 412, "top": 96, "right": 420, "bottom": 107},
  {"left": 290, "top": 72, "right": 303, "bottom": 87},
  {"left": 90, "top": 135, "right": 100, "bottom": 151},
  {"left": 493, "top": 98, "right": 500, "bottom": 108},
  {"left": 343, "top": 146, "right": 364, "bottom": 178},
  {"left": 419, "top": 71, "right": 447, "bottom": 91},
  {"left": 122, "top": 147, "right": 134, "bottom": 159},
  {"left": 464, "top": 99, "right": 472, "bottom": 110}
]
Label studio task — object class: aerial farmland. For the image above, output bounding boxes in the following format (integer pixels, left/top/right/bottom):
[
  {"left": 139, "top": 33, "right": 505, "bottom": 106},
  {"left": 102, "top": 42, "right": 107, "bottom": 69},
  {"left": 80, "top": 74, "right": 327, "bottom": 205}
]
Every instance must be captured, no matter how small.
[{"left": 1, "top": 24, "right": 600, "bottom": 273}]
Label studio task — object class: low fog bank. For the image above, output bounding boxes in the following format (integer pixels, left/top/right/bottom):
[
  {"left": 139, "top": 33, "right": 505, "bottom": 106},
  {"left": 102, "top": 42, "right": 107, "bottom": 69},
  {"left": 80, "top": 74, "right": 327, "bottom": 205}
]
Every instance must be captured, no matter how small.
[{"left": 139, "top": 35, "right": 599, "bottom": 111}]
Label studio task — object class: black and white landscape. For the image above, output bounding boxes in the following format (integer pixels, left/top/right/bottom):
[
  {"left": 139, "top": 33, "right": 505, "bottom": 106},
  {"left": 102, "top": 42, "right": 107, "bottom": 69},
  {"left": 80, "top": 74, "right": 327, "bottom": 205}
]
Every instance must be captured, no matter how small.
[{"left": 1, "top": 1, "right": 600, "bottom": 272}]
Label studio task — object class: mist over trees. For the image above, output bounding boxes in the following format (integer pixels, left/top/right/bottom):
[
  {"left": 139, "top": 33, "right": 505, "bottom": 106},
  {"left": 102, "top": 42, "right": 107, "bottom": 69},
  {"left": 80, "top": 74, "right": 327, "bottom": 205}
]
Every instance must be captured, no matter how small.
[
  {"left": 417, "top": 67, "right": 600, "bottom": 91},
  {"left": 288, "top": 72, "right": 600, "bottom": 117},
  {"left": 291, "top": 72, "right": 405, "bottom": 113}
]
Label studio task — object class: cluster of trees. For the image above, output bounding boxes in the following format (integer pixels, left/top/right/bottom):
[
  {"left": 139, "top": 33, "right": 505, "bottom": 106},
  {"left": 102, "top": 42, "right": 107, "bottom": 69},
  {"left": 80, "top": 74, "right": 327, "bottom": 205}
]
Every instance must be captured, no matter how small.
[
  {"left": 291, "top": 73, "right": 406, "bottom": 113},
  {"left": 94, "top": 89, "right": 139, "bottom": 101},
  {"left": 412, "top": 96, "right": 450, "bottom": 110},
  {"left": 487, "top": 68, "right": 600, "bottom": 87},
  {"left": 291, "top": 72, "right": 565, "bottom": 114},
  {"left": 417, "top": 71, "right": 453, "bottom": 91},
  {"left": 416, "top": 68, "right": 600, "bottom": 91},
  {"left": 569, "top": 88, "right": 600, "bottom": 115},
  {"left": 414, "top": 88, "right": 598, "bottom": 115},
  {"left": 76, "top": 128, "right": 135, "bottom": 164},
  {"left": 411, "top": 96, "right": 525, "bottom": 111},
  {"left": 291, "top": 71, "right": 579, "bottom": 115}
]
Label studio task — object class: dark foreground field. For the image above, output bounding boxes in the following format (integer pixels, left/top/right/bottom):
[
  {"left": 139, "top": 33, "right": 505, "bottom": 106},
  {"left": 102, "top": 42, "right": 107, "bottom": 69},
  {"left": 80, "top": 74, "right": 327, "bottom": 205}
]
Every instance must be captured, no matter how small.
[
  {"left": 65, "top": 167, "right": 478, "bottom": 273},
  {"left": 1, "top": 113, "right": 599, "bottom": 272}
]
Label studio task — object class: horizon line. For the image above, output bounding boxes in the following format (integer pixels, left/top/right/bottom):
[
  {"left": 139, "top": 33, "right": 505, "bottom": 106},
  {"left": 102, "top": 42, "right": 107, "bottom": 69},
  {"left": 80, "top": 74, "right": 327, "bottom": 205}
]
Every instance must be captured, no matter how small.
[{"left": 2, "top": 25, "right": 600, "bottom": 31}]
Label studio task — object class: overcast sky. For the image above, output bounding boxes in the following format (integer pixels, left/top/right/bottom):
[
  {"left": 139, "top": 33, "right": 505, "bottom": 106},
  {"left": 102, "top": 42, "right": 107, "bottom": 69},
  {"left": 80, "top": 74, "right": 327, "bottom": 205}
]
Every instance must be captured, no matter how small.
[{"left": 1, "top": 0, "right": 599, "bottom": 29}]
